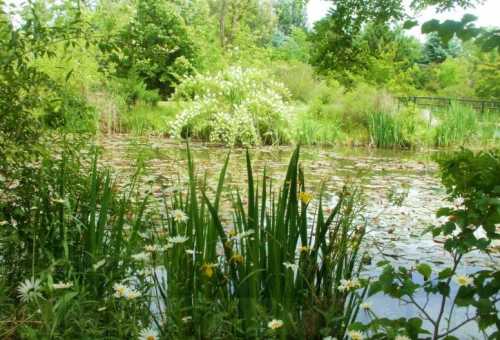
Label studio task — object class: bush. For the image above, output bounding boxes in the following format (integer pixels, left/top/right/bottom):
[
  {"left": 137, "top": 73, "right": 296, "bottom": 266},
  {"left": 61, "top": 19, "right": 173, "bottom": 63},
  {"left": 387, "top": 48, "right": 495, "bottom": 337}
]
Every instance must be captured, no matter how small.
[
  {"left": 170, "top": 67, "right": 291, "bottom": 146},
  {"left": 272, "top": 61, "right": 318, "bottom": 102}
]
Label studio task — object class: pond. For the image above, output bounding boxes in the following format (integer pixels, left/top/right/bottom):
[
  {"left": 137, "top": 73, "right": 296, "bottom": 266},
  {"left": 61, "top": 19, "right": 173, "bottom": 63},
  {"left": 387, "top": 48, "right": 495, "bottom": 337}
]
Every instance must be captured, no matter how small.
[{"left": 100, "top": 135, "right": 499, "bottom": 338}]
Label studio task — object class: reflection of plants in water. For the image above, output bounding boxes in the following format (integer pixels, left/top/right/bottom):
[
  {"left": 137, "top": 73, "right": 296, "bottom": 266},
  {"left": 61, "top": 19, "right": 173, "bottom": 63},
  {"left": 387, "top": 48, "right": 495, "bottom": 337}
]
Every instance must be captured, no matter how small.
[
  {"left": 351, "top": 149, "right": 500, "bottom": 339},
  {"left": 387, "top": 183, "right": 410, "bottom": 207}
]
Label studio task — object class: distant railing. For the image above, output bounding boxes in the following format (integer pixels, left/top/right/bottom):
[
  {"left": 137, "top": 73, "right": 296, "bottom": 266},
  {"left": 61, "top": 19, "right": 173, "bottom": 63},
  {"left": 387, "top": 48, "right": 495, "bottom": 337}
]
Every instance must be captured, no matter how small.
[{"left": 397, "top": 96, "right": 500, "bottom": 114}]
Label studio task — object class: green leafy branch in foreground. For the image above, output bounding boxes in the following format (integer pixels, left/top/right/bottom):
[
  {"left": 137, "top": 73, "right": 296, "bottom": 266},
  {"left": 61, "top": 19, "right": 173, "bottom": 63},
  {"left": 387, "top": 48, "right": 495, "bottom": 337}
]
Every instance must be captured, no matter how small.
[{"left": 351, "top": 148, "right": 500, "bottom": 339}]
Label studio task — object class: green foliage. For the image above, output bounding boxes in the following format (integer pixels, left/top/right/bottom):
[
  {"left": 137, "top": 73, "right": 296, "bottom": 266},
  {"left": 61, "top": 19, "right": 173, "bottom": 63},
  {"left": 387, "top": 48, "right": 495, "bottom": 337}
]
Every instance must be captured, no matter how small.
[
  {"left": 100, "top": 0, "right": 197, "bottom": 98},
  {"left": 274, "top": 0, "right": 308, "bottom": 35},
  {"left": 121, "top": 101, "right": 180, "bottom": 136},
  {"left": 355, "top": 148, "right": 500, "bottom": 339},
  {"left": 170, "top": 67, "right": 291, "bottom": 146},
  {"left": 309, "top": 0, "right": 405, "bottom": 84}
]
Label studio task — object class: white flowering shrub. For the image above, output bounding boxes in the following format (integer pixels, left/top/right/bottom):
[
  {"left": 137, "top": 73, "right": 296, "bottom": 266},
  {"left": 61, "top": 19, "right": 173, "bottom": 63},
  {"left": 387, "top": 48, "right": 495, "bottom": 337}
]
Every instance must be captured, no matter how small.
[{"left": 170, "top": 67, "right": 291, "bottom": 146}]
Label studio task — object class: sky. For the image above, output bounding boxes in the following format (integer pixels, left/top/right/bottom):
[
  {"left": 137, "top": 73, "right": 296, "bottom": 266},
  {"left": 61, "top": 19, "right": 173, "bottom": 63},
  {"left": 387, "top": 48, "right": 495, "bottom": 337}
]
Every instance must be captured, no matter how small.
[{"left": 307, "top": 0, "right": 500, "bottom": 40}]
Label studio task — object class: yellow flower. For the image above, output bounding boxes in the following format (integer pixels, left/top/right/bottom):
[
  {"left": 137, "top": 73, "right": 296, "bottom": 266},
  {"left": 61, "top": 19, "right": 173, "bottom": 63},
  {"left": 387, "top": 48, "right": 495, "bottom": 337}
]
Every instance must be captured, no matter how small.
[
  {"left": 299, "top": 192, "right": 313, "bottom": 204},
  {"left": 454, "top": 275, "right": 473, "bottom": 287},
  {"left": 230, "top": 253, "right": 244, "bottom": 264},
  {"left": 201, "top": 263, "right": 217, "bottom": 278},
  {"left": 267, "top": 319, "right": 284, "bottom": 330},
  {"left": 299, "top": 245, "right": 310, "bottom": 253},
  {"left": 228, "top": 229, "right": 238, "bottom": 237}
]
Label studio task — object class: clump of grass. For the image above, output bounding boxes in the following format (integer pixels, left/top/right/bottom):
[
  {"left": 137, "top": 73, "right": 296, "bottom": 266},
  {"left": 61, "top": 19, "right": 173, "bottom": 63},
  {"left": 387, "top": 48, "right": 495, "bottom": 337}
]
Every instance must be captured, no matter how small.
[
  {"left": 434, "top": 104, "right": 478, "bottom": 146},
  {"left": 121, "top": 101, "right": 180, "bottom": 136},
  {"left": 368, "top": 111, "right": 407, "bottom": 148}
]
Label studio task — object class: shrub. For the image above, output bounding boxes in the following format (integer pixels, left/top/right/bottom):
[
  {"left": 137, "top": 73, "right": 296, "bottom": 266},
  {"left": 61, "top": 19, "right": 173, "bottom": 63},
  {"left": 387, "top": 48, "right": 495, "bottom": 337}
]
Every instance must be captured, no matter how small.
[{"left": 170, "top": 67, "right": 291, "bottom": 146}]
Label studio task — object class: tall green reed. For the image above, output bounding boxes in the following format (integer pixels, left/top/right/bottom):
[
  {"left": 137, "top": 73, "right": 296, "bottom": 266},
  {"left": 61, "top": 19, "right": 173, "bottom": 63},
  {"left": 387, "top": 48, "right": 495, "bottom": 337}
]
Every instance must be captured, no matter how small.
[{"left": 434, "top": 104, "right": 478, "bottom": 147}]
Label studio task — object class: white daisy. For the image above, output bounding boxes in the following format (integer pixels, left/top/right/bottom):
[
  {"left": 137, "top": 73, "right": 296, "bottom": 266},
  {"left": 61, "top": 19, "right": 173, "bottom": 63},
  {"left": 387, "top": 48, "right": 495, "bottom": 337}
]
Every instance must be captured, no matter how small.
[
  {"left": 53, "top": 281, "right": 73, "bottom": 289},
  {"left": 113, "top": 283, "right": 129, "bottom": 298},
  {"left": 171, "top": 209, "right": 188, "bottom": 223},
  {"left": 131, "top": 252, "right": 150, "bottom": 261},
  {"left": 283, "top": 262, "right": 298, "bottom": 271},
  {"left": 168, "top": 235, "right": 189, "bottom": 244},
  {"left": 17, "top": 278, "right": 42, "bottom": 303},
  {"left": 267, "top": 319, "right": 284, "bottom": 330},
  {"left": 395, "top": 336, "right": 411, "bottom": 340},
  {"left": 360, "top": 301, "right": 371, "bottom": 310},
  {"left": 348, "top": 330, "right": 364, "bottom": 340},
  {"left": 139, "top": 327, "right": 158, "bottom": 340},
  {"left": 454, "top": 275, "right": 473, "bottom": 287}
]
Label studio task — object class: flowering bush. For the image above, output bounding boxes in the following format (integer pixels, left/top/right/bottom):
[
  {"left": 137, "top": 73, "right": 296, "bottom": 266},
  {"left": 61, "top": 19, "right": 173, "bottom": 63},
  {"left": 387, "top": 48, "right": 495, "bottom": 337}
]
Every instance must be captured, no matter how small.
[{"left": 170, "top": 67, "right": 291, "bottom": 146}]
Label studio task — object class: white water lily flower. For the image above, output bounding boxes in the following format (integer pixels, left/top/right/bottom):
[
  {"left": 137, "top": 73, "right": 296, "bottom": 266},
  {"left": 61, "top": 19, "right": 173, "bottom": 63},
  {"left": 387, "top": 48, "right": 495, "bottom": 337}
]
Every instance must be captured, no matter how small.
[
  {"left": 267, "top": 319, "right": 284, "bottom": 329},
  {"left": 53, "top": 281, "right": 73, "bottom": 290},
  {"left": 132, "top": 252, "right": 150, "bottom": 261},
  {"left": 283, "top": 262, "right": 298, "bottom": 271},
  {"left": 454, "top": 275, "right": 473, "bottom": 287},
  {"left": 323, "top": 337, "right": 337, "bottom": 340},
  {"left": 168, "top": 235, "right": 189, "bottom": 244},
  {"left": 171, "top": 209, "right": 188, "bottom": 223},
  {"left": 17, "top": 278, "right": 42, "bottom": 303},
  {"left": 139, "top": 327, "right": 158, "bottom": 340},
  {"left": 348, "top": 330, "right": 364, "bottom": 340},
  {"left": 395, "top": 336, "right": 411, "bottom": 340}
]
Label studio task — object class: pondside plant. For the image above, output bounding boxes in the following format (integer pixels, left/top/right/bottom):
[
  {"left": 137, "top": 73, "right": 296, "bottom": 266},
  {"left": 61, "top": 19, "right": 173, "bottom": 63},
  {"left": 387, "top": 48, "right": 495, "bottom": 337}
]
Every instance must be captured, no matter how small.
[
  {"left": 350, "top": 148, "right": 500, "bottom": 339},
  {"left": 148, "top": 145, "right": 368, "bottom": 339}
]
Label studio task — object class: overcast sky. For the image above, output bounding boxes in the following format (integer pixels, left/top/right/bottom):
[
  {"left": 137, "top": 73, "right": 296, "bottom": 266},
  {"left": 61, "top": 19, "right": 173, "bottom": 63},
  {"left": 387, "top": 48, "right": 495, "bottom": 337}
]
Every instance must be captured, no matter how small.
[{"left": 307, "top": 0, "right": 500, "bottom": 40}]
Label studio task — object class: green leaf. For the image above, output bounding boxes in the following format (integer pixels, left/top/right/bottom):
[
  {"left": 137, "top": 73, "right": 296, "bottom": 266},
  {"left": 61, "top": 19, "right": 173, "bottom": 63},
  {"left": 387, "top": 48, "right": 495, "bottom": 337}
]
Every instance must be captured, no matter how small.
[{"left": 416, "top": 263, "right": 432, "bottom": 280}]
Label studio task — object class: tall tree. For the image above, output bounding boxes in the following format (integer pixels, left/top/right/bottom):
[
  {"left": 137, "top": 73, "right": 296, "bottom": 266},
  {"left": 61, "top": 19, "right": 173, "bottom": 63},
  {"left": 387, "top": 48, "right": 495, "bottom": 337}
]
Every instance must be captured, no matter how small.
[
  {"left": 309, "top": 0, "right": 405, "bottom": 84},
  {"left": 101, "top": 0, "right": 197, "bottom": 97},
  {"left": 274, "top": 0, "right": 308, "bottom": 35}
]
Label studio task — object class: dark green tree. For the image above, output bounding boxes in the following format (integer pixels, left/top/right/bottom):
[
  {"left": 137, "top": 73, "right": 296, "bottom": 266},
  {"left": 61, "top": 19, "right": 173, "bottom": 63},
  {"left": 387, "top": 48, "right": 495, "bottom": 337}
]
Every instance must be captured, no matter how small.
[
  {"left": 422, "top": 32, "right": 448, "bottom": 64},
  {"left": 102, "top": 0, "right": 197, "bottom": 98}
]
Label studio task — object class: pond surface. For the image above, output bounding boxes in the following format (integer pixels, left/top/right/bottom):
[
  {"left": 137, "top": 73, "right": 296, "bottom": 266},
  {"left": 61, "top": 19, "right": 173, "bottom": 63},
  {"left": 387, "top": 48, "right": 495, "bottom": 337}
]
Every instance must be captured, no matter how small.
[
  {"left": 100, "top": 135, "right": 498, "bottom": 338},
  {"left": 100, "top": 135, "right": 499, "bottom": 272}
]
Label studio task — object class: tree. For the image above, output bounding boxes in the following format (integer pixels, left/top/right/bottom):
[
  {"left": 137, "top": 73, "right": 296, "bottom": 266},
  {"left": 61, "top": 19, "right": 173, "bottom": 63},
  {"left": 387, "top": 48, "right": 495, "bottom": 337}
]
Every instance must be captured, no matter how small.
[
  {"left": 102, "top": 0, "right": 197, "bottom": 98},
  {"left": 274, "top": 0, "right": 308, "bottom": 35},
  {"left": 309, "top": 0, "right": 405, "bottom": 84},
  {"left": 422, "top": 32, "right": 448, "bottom": 64}
]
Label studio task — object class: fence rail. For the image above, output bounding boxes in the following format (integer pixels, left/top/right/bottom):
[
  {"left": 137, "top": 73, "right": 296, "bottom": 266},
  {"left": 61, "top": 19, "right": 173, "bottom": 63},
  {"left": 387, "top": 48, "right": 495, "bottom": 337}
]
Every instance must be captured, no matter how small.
[{"left": 397, "top": 96, "right": 500, "bottom": 114}]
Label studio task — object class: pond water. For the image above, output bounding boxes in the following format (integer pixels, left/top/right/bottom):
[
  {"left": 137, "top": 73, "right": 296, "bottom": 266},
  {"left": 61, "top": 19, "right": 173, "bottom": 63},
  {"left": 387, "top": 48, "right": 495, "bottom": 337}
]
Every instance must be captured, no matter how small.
[{"left": 100, "top": 135, "right": 499, "bottom": 338}]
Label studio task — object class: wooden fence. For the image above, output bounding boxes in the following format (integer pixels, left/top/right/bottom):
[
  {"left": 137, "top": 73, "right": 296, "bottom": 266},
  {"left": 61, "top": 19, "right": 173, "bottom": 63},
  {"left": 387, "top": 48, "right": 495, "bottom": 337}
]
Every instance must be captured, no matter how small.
[{"left": 397, "top": 96, "right": 500, "bottom": 114}]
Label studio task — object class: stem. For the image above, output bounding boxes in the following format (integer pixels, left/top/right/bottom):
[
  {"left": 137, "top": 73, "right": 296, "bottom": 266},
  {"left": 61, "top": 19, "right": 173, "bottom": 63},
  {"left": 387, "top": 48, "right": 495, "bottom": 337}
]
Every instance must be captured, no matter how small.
[{"left": 432, "top": 252, "right": 462, "bottom": 340}]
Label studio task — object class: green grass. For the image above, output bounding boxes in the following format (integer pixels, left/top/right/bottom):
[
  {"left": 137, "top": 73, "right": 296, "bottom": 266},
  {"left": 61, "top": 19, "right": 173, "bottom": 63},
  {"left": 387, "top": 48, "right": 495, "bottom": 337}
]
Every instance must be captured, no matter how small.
[
  {"left": 368, "top": 111, "right": 408, "bottom": 148},
  {"left": 434, "top": 104, "right": 479, "bottom": 147},
  {"left": 121, "top": 101, "right": 181, "bottom": 136}
]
